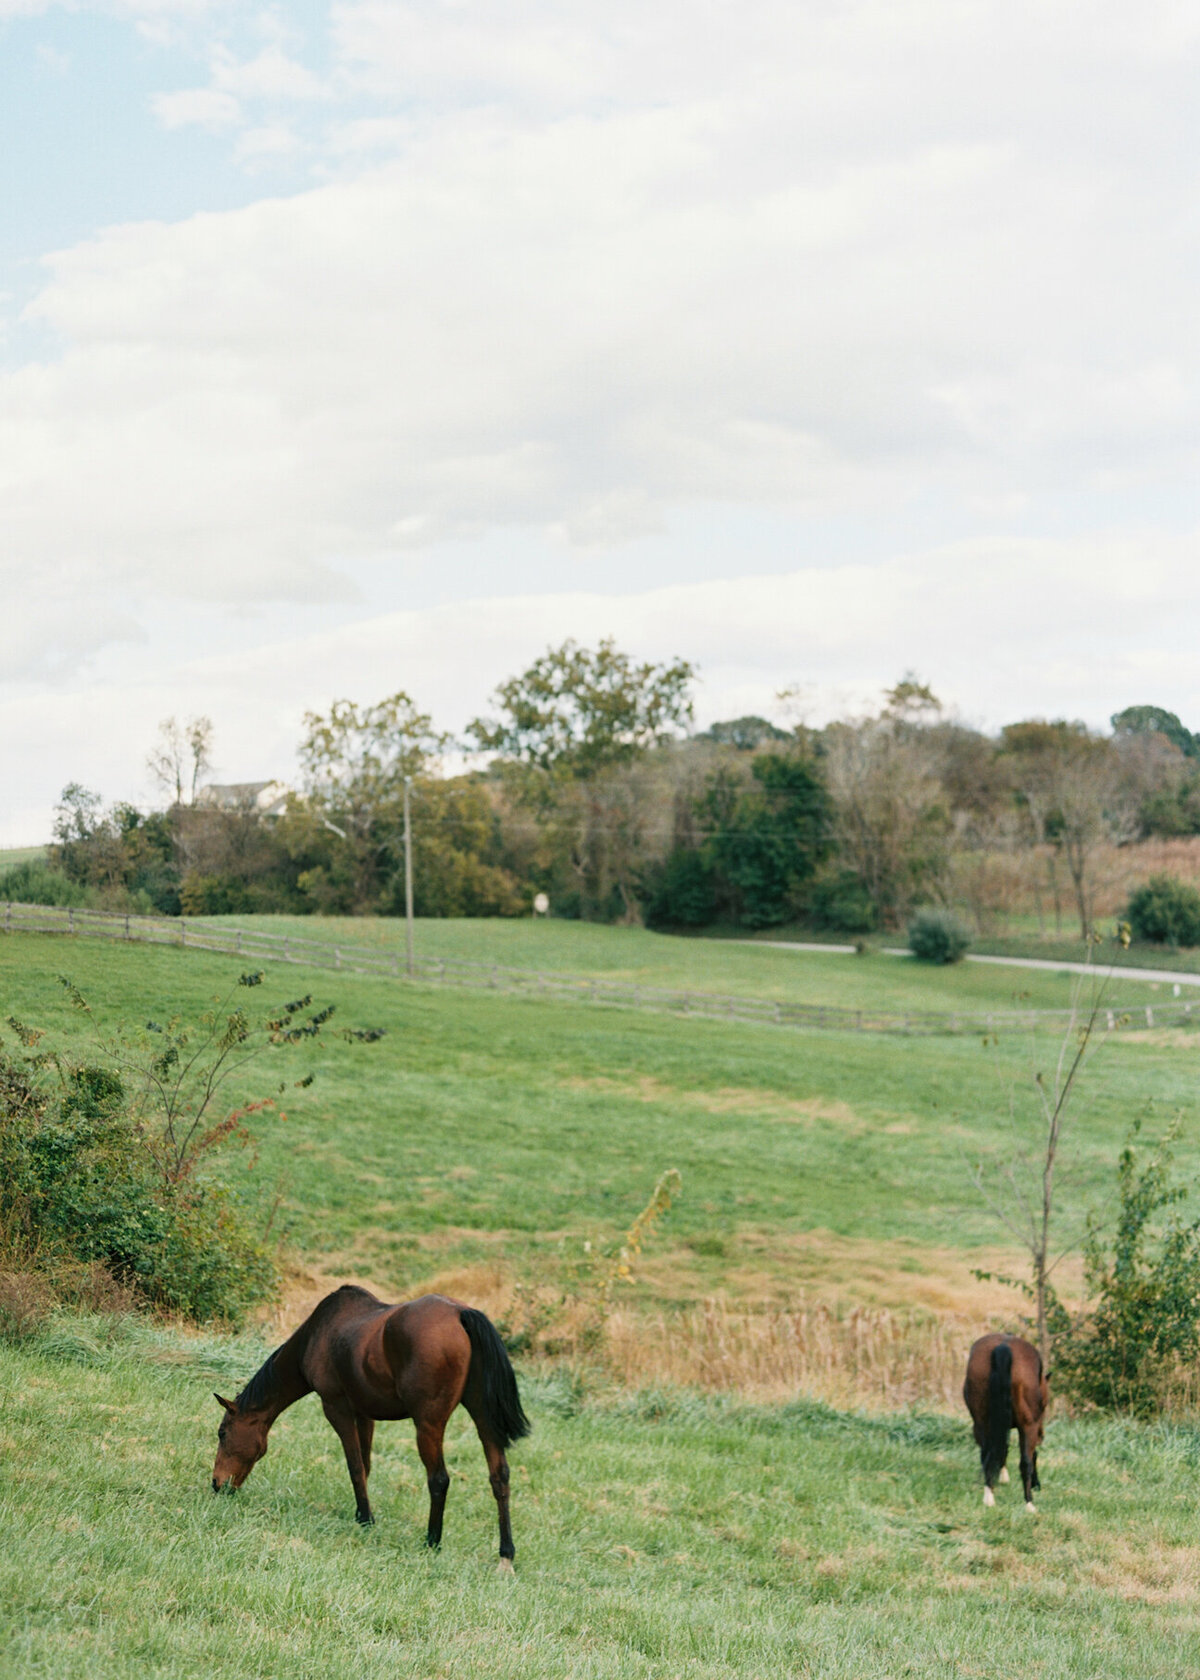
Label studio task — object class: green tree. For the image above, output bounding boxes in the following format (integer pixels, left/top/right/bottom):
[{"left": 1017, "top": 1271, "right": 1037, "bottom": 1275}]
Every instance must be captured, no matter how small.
[
  {"left": 1111, "top": 705, "right": 1200, "bottom": 760},
  {"left": 701, "top": 752, "right": 832, "bottom": 927},
  {"left": 469, "top": 639, "right": 695, "bottom": 787},
  {"left": 297, "top": 693, "right": 447, "bottom": 911},
  {"left": 469, "top": 640, "right": 695, "bottom": 922}
]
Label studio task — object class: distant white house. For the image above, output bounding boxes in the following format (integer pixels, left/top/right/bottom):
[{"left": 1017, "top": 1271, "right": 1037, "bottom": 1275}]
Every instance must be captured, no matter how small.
[{"left": 194, "top": 780, "right": 291, "bottom": 818}]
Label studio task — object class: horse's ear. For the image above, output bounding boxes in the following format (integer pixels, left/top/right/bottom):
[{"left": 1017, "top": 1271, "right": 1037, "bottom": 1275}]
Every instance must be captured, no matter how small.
[{"left": 214, "top": 1393, "right": 237, "bottom": 1413}]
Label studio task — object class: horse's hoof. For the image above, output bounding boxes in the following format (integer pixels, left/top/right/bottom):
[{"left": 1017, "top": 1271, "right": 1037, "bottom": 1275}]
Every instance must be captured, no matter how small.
[
  {"left": 1025, "top": 1501, "right": 1038, "bottom": 1515},
  {"left": 982, "top": 1486, "right": 995, "bottom": 1507},
  {"left": 998, "top": 1467, "right": 1009, "bottom": 1484},
  {"left": 497, "top": 1557, "right": 515, "bottom": 1575},
  {"left": 356, "top": 1514, "right": 374, "bottom": 1526}
]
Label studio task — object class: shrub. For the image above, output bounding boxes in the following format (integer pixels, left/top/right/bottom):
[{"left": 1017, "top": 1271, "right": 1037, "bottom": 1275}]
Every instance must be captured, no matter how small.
[
  {"left": 641, "top": 850, "right": 717, "bottom": 928},
  {"left": 807, "top": 868, "right": 877, "bottom": 933},
  {"left": 0, "top": 971, "right": 357, "bottom": 1327},
  {"left": 0, "top": 860, "right": 94, "bottom": 908},
  {"left": 1054, "top": 1122, "right": 1200, "bottom": 1416},
  {"left": 0, "top": 1047, "right": 273, "bottom": 1323},
  {"left": 907, "top": 907, "right": 971, "bottom": 963},
  {"left": 1126, "top": 874, "right": 1200, "bottom": 947}
]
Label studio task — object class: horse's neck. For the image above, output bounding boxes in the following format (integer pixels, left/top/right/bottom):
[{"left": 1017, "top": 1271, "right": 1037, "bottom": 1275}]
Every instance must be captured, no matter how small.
[{"left": 255, "top": 1328, "right": 314, "bottom": 1424}]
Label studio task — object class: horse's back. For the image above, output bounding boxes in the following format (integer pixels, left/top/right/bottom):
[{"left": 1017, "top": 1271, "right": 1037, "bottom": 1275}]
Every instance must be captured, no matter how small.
[{"left": 964, "top": 1333, "right": 1045, "bottom": 1419}]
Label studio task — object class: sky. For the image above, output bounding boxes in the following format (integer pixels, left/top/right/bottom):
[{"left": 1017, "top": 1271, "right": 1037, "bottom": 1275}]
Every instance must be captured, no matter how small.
[{"left": 2, "top": 0, "right": 1198, "bottom": 843}]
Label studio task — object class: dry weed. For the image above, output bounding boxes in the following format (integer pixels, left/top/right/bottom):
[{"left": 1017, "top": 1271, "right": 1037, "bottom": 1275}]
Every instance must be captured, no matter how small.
[{"left": 603, "top": 1296, "right": 972, "bottom": 1408}]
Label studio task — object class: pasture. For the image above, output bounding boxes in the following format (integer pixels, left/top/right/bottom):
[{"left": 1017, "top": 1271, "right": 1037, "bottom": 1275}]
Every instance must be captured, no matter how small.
[{"left": 4, "top": 922, "right": 1200, "bottom": 1676}]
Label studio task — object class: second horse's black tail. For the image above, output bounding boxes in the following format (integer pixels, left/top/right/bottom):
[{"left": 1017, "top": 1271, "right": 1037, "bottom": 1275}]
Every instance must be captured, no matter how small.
[
  {"left": 460, "top": 1308, "right": 531, "bottom": 1452},
  {"left": 984, "top": 1342, "right": 1013, "bottom": 1480}
]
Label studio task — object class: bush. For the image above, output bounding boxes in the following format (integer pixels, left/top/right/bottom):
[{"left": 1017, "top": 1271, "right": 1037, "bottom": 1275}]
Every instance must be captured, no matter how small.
[
  {"left": 642, "top": 850, "right": 717, "bottom": 928},
  {"left": 0, "top": 972, "right": 356, "bottom": 1327},
  {"left": 1054, "top": 1122, "right": 1200, "bottom": 1416},
  {"left": 0, "top": 860, "right": 94, "bottom": 908},
  {"left": 807, "top": 868, "right": 877, "bottom": 933},
  {"left": 906, "top": 907, "right": 971, "bottom": 963},
  {"left": 0, "top": 1049, "right": 274, "bottom": 1324},
  {"left": 1126, "top": 874, "right": 1200, "bottom": 947}
]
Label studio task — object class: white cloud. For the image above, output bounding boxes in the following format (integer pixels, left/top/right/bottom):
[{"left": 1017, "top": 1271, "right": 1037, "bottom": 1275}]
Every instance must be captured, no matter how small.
[
  {"left": 151, "top": 85, "right": 242, "bottom": 129},
  {"left": 3, "top": 537, "right": 1198, "bottom": 844},
  {"left": 3, "top": 0, "right": 1200, "bottom": 836}
]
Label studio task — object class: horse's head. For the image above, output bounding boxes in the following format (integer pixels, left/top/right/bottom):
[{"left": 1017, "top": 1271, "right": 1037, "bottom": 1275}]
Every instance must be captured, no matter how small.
[{"left": 212, "top": 1394, "right": 269, "bottom": 1492}]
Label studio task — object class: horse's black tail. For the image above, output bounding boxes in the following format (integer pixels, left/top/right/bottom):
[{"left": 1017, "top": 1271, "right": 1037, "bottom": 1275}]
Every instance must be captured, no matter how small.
[
  {"left": 460, "top": 1308, "right": 530, "bottom": 1451},
  {"left": 984, "top": 1342, "right": 1013, "bottom": 1480}
]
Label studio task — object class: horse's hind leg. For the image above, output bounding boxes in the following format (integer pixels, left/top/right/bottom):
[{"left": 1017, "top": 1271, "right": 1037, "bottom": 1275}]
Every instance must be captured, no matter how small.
[
  {"left": 416, "top": 1420, "right": 451, "bottom": 1549},
  {"left": 475, "top": 1428, "right": 515, "bottom": 1571},
  {"left": 1018, "top": 1422, "right": 1039, "bottom": 1512}
]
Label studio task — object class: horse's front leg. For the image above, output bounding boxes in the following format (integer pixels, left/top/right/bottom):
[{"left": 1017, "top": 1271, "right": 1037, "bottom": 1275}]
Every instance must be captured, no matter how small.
[
  {"left": 322, "top": 1399, "right": 374, "bottom": 1525},
  {"left": 416, "top": 1421, "right": 450, "bottom": 1548}
]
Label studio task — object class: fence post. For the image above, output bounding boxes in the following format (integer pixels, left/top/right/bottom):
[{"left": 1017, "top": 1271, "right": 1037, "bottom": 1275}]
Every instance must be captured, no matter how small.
[
  {"left": 180, "top": 919, "right": 186, "bottom": 947},
  {"left": 68, "top": 906, "right": 75, "bottom": 935},
  {"left": 124, "top": 913, "right": 130, "bottom": 940},
  {"left": 237, "top": 929, "right": 243, "bottom": 953},
  {"left": 1146, "top": 1006, "right": 1154, "bottom": 1027}
]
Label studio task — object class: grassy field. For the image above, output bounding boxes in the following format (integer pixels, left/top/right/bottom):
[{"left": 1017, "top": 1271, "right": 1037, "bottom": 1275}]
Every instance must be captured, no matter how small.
[
  {"left": 6, "top": 1317, "right": 1200, "bottom": 1678},
  {"left": 201, "top": 913, "right": 1184, "bottom": 1013},
  {"left": 0, "top": 844, "right": 45, "bottom": 870},
  {"left": 4, "top": 921, "right": 1200, "bottom": 1676}
]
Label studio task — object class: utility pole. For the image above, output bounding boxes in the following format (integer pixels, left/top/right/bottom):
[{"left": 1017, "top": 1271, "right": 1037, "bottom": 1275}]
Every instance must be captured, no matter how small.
[{"left": 403, "top": 775, "right": 414, "bottom": 976}]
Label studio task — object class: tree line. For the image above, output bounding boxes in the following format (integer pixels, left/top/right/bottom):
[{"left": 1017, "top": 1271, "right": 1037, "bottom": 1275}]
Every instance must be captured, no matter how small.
[{"left": 8, "top": 644, "right": 1200, "bottom": 937}]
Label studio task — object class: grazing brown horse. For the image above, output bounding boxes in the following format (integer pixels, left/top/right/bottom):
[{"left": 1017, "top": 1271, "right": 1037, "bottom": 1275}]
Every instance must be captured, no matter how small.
[
  {"left": 963, "top": 1333, "right": 1048, "bottom": 1513},
  {"left": 211, "top": 1286, "right": 530, "bottom": 1568}
]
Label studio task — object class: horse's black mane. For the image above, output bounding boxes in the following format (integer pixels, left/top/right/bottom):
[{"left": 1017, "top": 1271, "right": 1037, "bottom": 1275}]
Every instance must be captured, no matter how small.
[{"left": 236, "top": 1350, "right": 279, "bottom": 1412}]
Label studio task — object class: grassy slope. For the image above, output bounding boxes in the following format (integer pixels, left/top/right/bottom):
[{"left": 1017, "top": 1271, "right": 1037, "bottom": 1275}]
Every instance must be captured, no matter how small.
[
  {"left": 2, "top": 930, "right": 1196, "bottom": 1306},
  {"left": 5, "top": 925, "right": 1200, "bottom": 1677},
  {"left": 4, "top": 1323, "right": 1200, "bottom": 1679},
  {"left": 0, "top": 844, "right": 45, "bottom": 870},
  {"left": 202, "top": 913, "right": 1176, "bottom": 1013}
]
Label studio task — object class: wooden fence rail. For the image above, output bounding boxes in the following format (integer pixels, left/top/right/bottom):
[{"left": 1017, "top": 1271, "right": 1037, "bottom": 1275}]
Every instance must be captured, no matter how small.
[{"left": 2, "top": 900, "right": 1193, "bottom": 1040}]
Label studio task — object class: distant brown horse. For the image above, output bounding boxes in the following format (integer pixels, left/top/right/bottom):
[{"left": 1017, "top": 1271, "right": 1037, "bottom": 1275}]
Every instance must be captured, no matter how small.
[
  {"left": 963, "top": 1333, "right": 1048, "bottom": 1513},
  {"left": 212, "top": 1287, "right": 530, "bottom": 1568}
]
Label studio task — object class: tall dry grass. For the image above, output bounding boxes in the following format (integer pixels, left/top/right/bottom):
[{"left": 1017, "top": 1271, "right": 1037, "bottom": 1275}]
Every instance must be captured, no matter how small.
[
  {"left": 605, "top": 1298, "right": 973, "bottom": 1410},
  {"left": 949, "top": 837, "right": 1200, "bottom": 934}
]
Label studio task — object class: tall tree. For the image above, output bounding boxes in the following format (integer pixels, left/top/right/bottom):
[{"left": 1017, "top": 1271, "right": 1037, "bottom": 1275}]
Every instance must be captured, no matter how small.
[
  {"left": 297, "top": 693, "right": 446, "bottom": 911},
  {"left": 146, "top": 716, "right": 214, "bottom": 807},
  {"left": 1001, "top": 721, "right": 1140, "bottom": 939},
  {"left": 469, "top": 640, "right": 695, "bottom": 921}
]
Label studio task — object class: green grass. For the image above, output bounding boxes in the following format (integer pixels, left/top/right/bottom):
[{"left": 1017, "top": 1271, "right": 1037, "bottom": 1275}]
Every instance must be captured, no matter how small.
[
  {"left": 4, "top": 1317, "right": 1200, "bottom": 1678},
  {"left": 6, "top": 924, "right": 1200, "bottom": 1676},
  {"left": 0, "top": 844, "right": 46, "bottom": 871},
  {"left": 2, "top": 930, "right": 1196, "bottom": 1302},
  {"left": 202, "top": 913, "right": 1175, "bottom": 1014}
]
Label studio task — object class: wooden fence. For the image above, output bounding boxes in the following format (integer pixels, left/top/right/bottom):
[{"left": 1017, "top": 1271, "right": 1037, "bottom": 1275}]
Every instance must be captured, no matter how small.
[{"left": 2, "top": 900, "right": 1194, "bottom": 1040}]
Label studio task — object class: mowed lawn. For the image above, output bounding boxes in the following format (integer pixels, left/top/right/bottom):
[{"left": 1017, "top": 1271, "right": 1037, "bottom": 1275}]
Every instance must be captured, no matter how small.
[{"left": 4, "top": 1320, "right": 1200, "bottom": 1679}]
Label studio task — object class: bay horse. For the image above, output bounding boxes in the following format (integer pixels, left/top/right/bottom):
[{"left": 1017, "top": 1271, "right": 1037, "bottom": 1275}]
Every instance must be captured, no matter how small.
[
  {"left": 211, "top": 1286, "right": 530, "bottom": 1568},
  {"left": 963, "top": 1332, "right": 1048, "bottom": 1513}
]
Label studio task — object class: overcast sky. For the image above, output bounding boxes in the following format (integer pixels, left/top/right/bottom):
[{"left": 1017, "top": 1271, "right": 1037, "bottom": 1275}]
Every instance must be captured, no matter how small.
[{"left": 2, "top": 0, "right": 1197, "bottom": 843}]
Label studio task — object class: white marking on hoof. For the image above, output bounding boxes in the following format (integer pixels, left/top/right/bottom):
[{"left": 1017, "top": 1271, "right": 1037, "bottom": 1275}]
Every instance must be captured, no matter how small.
[
  {"left": 1025, "top": 1501, "right": 1038, "bottom": 1515},
  {"left": 998, "top": 1467, "right": 1009, "bottom": 1484},
  {"left": 982, "top": 1486, "right": 995, "bottom": 1507},
  {"left": 497, "top": 1557, "right": 515, "bottom": 1574}
]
